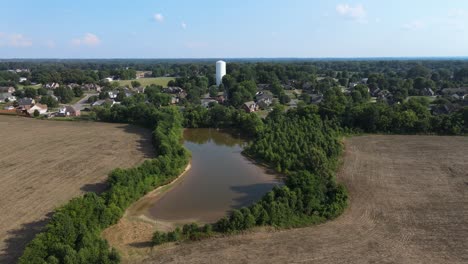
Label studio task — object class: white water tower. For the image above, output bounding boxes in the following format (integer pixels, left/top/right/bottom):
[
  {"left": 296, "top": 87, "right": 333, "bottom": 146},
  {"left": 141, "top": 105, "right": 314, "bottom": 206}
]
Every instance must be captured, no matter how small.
[{"left": 216, "top": 60, "right": 226, "bottom": 86}]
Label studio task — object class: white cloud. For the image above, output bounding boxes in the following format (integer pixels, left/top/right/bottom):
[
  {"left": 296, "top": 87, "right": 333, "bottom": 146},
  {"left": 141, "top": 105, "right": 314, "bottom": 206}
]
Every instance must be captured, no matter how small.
[
  {"left": 0, "top": 34, "right": 33, "bottom": 47},
  {"left": 402, "top": 20, "right": 424, "bottom": 30},
  {"left": 181, "top": 22, "right": 187, "bottom": 29},
  {"left": 71, "top": 33, "right": 101, "bottom": 46},
  {"left": 154, "top": 13, "right": 164, "bottom": 22},
  {"left": 336, "top": 4, "right": 367, "bottom": 23}
]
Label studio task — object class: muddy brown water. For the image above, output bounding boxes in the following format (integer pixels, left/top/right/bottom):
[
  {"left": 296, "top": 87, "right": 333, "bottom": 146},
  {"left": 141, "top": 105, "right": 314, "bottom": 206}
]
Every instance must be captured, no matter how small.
[{"left": 130, "top": 128, "right": 281, "bottom": 224}]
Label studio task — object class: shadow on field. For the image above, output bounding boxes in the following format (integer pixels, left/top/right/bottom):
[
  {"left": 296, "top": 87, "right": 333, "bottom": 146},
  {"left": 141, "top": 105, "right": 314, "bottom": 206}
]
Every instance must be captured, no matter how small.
[
  {"left": 81, "top": 181, "right": 109, "bottom": 193},
  {"left": 0, "top": 212, "right": 53, "bottom": 264},
  {"left": 119, "top": 124, "right": 155, "bottom": 159},
  {"left": 129, "top": 241, "right": 153, "bottom": 249}
]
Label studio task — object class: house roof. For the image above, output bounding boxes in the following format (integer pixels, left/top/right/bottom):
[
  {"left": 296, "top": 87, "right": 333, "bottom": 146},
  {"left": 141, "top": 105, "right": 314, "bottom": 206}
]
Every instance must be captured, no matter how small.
[
  {"left": 17, "top": 98, "right": 34, "bottom": 105},
  {"left": 64, "top": 105, "right": 78, "bottom": 112},
  {"left": 33, "top": 103, "right": 48, "bottom": 110},
  {"left": 243, "top": 101, "right": 256, "bottom": 107}
]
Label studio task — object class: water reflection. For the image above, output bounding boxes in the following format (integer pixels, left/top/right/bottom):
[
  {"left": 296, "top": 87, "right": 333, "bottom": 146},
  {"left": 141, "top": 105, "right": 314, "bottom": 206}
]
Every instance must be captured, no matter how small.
[{"left": 141, "top": 128, "right": 281, "bottom": 224}]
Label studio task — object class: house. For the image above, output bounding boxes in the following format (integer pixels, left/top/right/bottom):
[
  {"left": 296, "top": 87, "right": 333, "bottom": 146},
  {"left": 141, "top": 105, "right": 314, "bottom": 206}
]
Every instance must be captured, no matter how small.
[
  {"left": 57, "top": 105, "right": 81, "bottom": 117},
  {"left": 170, "top": 96, "right": 179, "bottom": 105},
  {"left": 3, "top": 105, "right": 15, "bottom": 110},
  {"left": 82, "top": 83, "right": 102, "bottom": 92},
  {"left": 421, "top": 88, "right": 435, "bottom": 96},
  {"left": 91, "top": 99, "right": 115, "bottom": 107},
  {"left": 162, "top": 87, "right": 184, "bottom": 94},
  {"left": 0, "top": 93, "right": 16, "bottom": 103},
  {"left": 136, "top": 71, "right": 152, "bottom": 78},
  {"left": 201, "top": 98, "right": 218, "bottom": 108},
  {"left": 104, "top": 77, "right": 113, "bottom": 82},
  {"left": 310, "top": 94, "right": 324, "bottom": 104},
  {"left": 27, "top": 104, "right": 48, "bottom": 115},
  {"left": 19, "top": 77, "right": 27, "bottom": 83},
  {"left": 257, "top": 84, "right": 271, "bottom": 91},
  {"left": 215, "top": 92, "right": 226, "bottom": 103},
  {"left": 108, "top": 91, "right": 118, "bottom": 99},
  {"left": 44, "top": 83, "right": 60, "bottom": 89},
  {"left": 288, "top": 99, "right": 300, "bottom": 108},
  {"left": 349, "top": 82, "right": 358, "bottom": 88},
  {"left": 256, "top": 91, "right": 273, "bottom": 109},
  {"left": 17, "top": 98, "right": 35, "bottom": 107},
  {"left": 134, "top": 86, "right": 145, "bottom": 94},
  {"left": 242, "top": 101, "right": 258, "bottom": 113},
  {"left": 66, "top": 83, "right": 80, "bottom": 89},
  {"left": 0, "top": 87, "right": 15, "bottom": 93},
  {"left": 361, "top": 78, "right": 369, "bottom": 84}
]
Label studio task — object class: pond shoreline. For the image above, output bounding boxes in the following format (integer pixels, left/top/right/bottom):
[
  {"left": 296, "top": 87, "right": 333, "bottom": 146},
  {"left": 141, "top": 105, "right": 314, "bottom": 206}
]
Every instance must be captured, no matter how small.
[{"left": 125, "top": 161, "right": 192, "bottom": 223}]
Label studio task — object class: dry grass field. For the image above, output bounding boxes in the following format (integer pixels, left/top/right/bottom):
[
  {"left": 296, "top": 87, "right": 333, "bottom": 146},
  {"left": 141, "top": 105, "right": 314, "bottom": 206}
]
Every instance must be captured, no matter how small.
[
  {"left": 126, "top": 135, "right": 467, "bottom": 264},
  {"left": 0, "top": 116, "right": 153, "bottom": 263}
]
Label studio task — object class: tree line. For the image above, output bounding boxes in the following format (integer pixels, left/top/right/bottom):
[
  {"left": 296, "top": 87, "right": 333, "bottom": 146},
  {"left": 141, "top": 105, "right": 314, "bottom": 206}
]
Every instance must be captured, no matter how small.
[
  {"left": 19, "top": 107, "right": 189, "bottom": 263},
  {"left": 150, "top": 105, "right": 348, "bottom": 246}
]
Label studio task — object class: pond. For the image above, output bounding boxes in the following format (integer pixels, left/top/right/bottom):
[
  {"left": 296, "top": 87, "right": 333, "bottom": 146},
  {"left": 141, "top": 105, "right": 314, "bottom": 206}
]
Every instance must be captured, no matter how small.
[{"left": 127, "top": 128, "right": 281, "bottom": 225}]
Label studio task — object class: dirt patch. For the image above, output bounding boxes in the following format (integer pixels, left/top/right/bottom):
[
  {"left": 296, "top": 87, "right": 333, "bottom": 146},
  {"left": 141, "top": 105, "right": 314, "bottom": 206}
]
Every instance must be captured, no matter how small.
[
  {"left": 0, "top": 116, "right": 153, "bottom": 263},
  {"left": 122, "top": 135, "right": 467, "bottom": 264}
]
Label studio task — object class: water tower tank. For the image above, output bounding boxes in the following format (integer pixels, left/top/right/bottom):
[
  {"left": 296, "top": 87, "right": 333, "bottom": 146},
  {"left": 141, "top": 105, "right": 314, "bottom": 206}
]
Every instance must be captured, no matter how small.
[{"left": 216, "top": 60, "right": 226, "bottom": 86}]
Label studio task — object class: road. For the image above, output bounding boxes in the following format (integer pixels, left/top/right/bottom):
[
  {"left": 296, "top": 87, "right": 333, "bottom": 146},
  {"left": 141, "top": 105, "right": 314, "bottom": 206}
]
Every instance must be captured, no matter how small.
[{"left": 73, "top": 93, "right": 97, "bottom": 110}]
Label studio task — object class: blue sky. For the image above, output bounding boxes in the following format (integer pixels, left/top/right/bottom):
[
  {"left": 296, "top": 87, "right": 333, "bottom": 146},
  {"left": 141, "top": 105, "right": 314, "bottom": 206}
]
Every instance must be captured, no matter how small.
[{"left": 1, "top": 0, "right": 467, "bottom": 58}]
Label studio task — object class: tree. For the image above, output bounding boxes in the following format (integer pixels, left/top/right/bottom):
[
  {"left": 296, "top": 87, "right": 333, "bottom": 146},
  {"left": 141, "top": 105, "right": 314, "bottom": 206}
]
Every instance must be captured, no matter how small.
[
  {"left": 37, "top": 87, "right": 48, "bottom": 96},
  {"left": 73, "top": 87, "right": 83, "bottom": 97},
  {"left": 454, "top": 67, "right": 468, "bottom": 83},
  {"left": 24, "top": 87, "right": 37, "bottom": 98},
  {"left": 40, "top": 95, "right": 59, "bottom": 108},
  {"left": 87, "top": 95, "right": 98, "bottom": 104},
  {"left": 209, "top": 85, "right": 218, "bottom": 97},
  {"left": 54, "top": 87, "right": 75, "bottom": 103},
  {"left": 131, "top": 80, "right": 141, "bottom": 88},
  {"left": 33, "top": 109, "right": 40, "bottom": 117},
  {"left": 279, "top": 93, "right": 291, "bottom": 104},
  {"left": 407, "top": 65, "right": 430, "bottom": 78}
]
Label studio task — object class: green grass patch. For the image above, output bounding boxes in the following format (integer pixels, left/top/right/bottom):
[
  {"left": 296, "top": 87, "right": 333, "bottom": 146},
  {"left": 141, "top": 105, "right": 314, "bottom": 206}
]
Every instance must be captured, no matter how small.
[{"left": 114, "top": 77, "right": 175, "bottom": 88}]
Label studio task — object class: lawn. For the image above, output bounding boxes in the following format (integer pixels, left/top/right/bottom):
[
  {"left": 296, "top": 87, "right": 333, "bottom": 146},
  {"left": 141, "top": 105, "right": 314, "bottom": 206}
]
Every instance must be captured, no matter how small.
[
  {"left": 114, "top": 77, "right": 175, "bottom": 88},
  {"left": 405, "top": 96, "right": 437, "bottom": 103},
  {"left": 17, "top": 84, "right": 42, "bottom": 90}
]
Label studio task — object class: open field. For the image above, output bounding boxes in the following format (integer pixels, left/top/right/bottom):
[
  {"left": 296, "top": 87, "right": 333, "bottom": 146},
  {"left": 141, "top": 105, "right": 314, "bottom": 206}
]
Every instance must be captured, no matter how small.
[
  {"left": 0, "top": 116, "right": 153, "bottom": 263},
  {"left": 115, "top": 77, "right": 175, "bottom": 88},
  {"left": 126, "top": 135, "right": 467, "bottom": 264}
]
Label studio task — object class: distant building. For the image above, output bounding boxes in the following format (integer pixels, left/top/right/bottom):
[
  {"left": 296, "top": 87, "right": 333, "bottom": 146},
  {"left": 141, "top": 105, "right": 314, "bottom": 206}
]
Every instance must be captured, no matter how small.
[
  {"left": 43, "top": 83, "right": 60, "bottom": 89},
  {"left": 136, "top": 71, "right": 152, "bottom": 78},
  {"left": 26, "top": 104, "right": 48, "bottom": 115},
  {"left": 91, "top": 99, "right": 115, "bottom": 107},
  {"left": 242, "top": 101, "right": 258, "bottom": 113},
  {"left": 0, "top": 87, "right": 15, "bottom": 93},
  {"left": 0, "top": 93, "right": 16, "bottom": 103},
  {"left": 58, "top": 105, "right": 81, "bottom": 117},
  {"left": 17, "top": 98, "right": 35, "bottom": 107},
  {"left": 216, "top": 60, "right": 226, "bottom": 86},
  {"left": 19, "top": 77, "right": 27, "bottom": 83},
  {"left": 256, "top": 91, "right": 273, "bottom": 109}
]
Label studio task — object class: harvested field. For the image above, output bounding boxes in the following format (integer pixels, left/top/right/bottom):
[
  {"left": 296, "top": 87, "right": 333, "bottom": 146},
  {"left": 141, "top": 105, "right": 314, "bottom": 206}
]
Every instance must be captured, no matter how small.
[
  {"left": 0, "top": 116, "right": 153, "bottom": 263},
  {"left": 129, "top": 135, "right": 467, "bottom": 264}
]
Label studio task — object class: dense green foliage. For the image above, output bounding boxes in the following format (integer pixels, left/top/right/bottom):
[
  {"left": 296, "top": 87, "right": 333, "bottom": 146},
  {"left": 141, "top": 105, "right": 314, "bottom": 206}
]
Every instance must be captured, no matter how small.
[
  {"left": 19, "top": 107, "right": 189, "bottom": 263},
  {"left": 151, "top": 105, "right": 347, "bottom": 245},
  {"left": 39, "top": 95, "right": 59, "bottom": 108},
  {"left": 318, "top": 87, "right": 466, "bottom": 135},
  {"left": 54, "top": 87, "right": 75, "bottom": 103}
]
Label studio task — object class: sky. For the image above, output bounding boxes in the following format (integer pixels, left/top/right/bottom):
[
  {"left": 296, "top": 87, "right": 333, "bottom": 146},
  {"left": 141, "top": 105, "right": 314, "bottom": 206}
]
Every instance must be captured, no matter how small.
[{"left": 0, "top": 0, "right": 467, "bottom": 58}]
